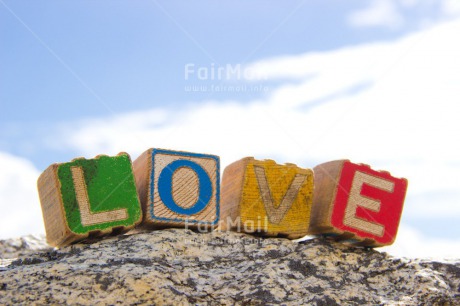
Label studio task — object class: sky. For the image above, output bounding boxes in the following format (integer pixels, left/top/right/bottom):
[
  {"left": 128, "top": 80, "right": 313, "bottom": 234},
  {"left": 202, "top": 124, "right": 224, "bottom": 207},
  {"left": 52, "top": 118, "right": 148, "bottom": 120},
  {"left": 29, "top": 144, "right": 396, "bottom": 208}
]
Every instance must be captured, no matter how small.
[{"left": 1, "top": 0, "right": 460, "bottom": 259}]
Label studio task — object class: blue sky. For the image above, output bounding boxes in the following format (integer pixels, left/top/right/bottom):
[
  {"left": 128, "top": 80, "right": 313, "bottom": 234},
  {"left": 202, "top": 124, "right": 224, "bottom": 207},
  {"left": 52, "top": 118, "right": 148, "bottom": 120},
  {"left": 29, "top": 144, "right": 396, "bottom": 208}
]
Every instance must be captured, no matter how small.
[
  {"left": 1, "top": 0, "right": 460, "bottom": 259},
  {"left": 0, "top": 0, "right": 452, "bottom": 165}
]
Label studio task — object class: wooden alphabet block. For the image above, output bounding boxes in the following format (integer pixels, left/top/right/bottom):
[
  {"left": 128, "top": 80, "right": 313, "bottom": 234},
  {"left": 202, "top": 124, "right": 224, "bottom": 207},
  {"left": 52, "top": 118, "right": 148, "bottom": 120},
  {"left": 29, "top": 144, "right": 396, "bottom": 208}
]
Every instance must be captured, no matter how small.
[
  {"left": 133, "top": 148, "right": 220, "bottom": 229},
  {"left": 37, "top": 153, "right": 142, "bottom": 247},
  {"left": 310, "top": 160, "right": 408, "bottom": 247},
  {"left": 220, "top": 157, "right": 314, "bottom": 239}
]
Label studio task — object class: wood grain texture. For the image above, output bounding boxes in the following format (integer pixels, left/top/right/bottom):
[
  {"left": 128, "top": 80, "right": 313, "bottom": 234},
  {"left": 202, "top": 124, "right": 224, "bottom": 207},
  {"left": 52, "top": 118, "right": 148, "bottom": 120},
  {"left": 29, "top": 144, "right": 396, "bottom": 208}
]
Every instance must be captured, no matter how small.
[
  {"left": 133, "top": 148, "right": 220, "bottom": 230},
  {"left": 132, "top": 149, "right": 152, "bottom": 224},
  {"left": 219, "top": 157, "right": 252, "bottom": 231},
  {"left": 309, "top": 160, "right": 346, "bottom": 236},
  {"left": 71, "top": 166, "right": 128, "bottom": 226},
  {"left": 37, "top": 164, "right": 79, "bottom": 247},
  {"left": 220, "top": 157, "right": 314, "bottom": 239},
  {"left": 37, "top": 153, "right": 142, "bottom": 247},
  {"left": 311, "top": 160, "right": 408, "bottom": 247}
]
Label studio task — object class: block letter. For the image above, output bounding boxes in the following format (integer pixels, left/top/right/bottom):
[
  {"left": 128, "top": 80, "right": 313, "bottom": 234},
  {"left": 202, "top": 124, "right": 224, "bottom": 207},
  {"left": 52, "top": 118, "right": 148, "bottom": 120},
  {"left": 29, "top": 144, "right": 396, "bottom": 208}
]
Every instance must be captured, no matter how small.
[
  {"left": 310, "top": 160, "right": 408, "bottom": 247},
  {"left": 133, "top": 148, "right": 220, "bottom": 229},
  {"left": 37, "top": 153, "right": 142, "bottom": 247},
  {"left": 220, "top": 157, "right": 314, "bottom": 239}
]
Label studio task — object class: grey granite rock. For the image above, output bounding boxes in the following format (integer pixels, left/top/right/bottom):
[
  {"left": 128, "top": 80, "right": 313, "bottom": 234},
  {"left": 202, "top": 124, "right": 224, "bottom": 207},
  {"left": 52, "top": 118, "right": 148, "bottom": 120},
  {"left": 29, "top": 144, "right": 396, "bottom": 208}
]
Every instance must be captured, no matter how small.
[
  {"left": 0, "top": 234, "right": 50, "bottom": 259},
  {"left": 0, "top": 229, "right": 459, "bottom": 305}
]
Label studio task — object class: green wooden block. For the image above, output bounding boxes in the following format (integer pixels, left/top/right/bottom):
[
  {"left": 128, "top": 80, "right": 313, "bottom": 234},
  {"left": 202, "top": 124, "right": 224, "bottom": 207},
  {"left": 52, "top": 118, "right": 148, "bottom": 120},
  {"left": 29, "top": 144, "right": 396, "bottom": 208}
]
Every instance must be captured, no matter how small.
[{"left": 37, "top": 153, "right": 142, "bottom": 247}]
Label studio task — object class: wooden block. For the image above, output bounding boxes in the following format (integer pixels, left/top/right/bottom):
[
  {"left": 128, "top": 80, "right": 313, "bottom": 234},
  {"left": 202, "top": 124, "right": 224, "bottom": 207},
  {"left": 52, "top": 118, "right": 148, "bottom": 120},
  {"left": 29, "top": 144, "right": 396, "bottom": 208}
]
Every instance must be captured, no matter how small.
[
  {"left": 220, "top": 157, "right": 314, "bottom": 239},
  {"left": 133, "top": 148, "right": 220, "bottom": 230},
  {"left": 37, "top": 153, "right": 142, "bottom": 247},
  {"left": 310, "top": 160, "right": 408, "bottom": 247}
]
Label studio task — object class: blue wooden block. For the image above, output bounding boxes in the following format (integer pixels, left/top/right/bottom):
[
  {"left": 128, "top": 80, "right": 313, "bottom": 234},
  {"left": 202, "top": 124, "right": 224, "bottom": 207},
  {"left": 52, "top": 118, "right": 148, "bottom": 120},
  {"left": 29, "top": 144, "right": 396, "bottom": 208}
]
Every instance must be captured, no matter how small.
[{"left": 133, "top": 148, "right": 220, "bottom": 230}]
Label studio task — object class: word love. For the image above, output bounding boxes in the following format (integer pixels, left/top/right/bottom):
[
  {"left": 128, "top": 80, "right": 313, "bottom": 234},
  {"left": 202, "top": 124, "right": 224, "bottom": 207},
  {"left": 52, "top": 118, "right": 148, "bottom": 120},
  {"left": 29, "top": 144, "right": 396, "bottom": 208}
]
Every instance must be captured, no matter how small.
[{"left": 37, "top": 148, "right": 408, "bottom": 248}]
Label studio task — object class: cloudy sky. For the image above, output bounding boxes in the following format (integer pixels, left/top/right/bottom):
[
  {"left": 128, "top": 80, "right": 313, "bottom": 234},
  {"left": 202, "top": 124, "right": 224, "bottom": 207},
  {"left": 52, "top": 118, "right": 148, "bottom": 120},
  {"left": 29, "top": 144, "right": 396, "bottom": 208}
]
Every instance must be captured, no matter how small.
[{"left": 1, "top": 0, "right": 459, "bottom": 259}]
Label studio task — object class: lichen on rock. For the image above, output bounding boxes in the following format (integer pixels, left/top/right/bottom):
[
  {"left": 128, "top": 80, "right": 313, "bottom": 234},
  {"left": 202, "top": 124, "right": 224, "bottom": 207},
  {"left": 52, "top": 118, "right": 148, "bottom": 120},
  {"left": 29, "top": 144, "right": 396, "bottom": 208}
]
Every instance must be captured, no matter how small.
[{"left": 0, "top": 229, "right": 459, "bottom": 305}]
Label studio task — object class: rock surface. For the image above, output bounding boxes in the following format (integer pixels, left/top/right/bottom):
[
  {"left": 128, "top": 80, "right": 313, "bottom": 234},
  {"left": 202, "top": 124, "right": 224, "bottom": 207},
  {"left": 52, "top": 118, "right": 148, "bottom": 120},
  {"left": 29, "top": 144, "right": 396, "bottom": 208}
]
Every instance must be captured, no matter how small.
[
  {"left": 0, "top": 234, "right": 50, "bottom": 259},
  {"left": 0, "top": 229, "right": 459, "bottom": 305}
]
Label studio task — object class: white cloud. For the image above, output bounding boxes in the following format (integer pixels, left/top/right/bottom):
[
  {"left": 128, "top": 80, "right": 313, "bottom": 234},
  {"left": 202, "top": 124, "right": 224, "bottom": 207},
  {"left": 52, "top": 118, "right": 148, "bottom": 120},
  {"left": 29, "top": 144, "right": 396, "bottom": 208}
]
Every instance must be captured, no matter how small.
[
  {"left": 0, "top": 152, "right": 44, "bottom": 239},
  {"left": 400, "top": 0, "right": 420, "bottom": 8},
  {"left": 1, "top": 18, "right": 458, "bottom": 259},
  {"left": 442, "top": 0, "right": 460, "bottom": 17},
  {"left": 347, "top": 0, "right": 460, "bottom": 30},
  {"left": 405, "top": 191, "right": 460, "bottom": 218},
  {"left": 64, "top": 19, "right": 460, "bottom": 179},
  {"left": 53, "top": 19, "right": 460, "bottom": 258},
  {"left": 381, "top": 224, "right": 460, "bottom": 259},
  {"left": 347, "top": 0, "right": 405, "bottom": 29}
]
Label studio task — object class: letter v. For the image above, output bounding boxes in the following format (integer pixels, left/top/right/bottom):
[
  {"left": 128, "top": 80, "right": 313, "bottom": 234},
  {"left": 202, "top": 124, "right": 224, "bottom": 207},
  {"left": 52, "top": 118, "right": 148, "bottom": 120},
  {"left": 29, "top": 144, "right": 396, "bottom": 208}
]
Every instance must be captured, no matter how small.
[{"left": 253, "top": 165, "right": 307, "bottom": 224}]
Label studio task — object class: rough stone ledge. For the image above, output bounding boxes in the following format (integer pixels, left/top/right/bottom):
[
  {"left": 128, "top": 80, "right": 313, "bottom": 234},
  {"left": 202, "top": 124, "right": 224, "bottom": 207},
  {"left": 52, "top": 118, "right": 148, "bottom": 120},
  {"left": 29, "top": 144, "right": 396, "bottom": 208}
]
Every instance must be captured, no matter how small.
[{"left": 1, "top": 229, "right": 459, "bottom": 305}]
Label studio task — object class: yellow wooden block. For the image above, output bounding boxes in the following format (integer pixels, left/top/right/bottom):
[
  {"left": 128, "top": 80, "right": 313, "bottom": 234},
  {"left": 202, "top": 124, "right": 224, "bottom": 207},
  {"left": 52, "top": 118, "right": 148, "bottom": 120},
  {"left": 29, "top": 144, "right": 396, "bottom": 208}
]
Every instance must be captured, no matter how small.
[{"left": 220, "top": 157, "right": 313, "bottom": 239}]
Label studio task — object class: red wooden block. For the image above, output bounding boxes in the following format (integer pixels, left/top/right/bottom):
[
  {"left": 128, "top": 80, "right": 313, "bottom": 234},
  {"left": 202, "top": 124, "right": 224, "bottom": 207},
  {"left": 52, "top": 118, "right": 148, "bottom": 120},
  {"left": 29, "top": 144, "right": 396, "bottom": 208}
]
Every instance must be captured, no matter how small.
[{"left": 310, "top": 160, "right": 408, "bottom": 247}]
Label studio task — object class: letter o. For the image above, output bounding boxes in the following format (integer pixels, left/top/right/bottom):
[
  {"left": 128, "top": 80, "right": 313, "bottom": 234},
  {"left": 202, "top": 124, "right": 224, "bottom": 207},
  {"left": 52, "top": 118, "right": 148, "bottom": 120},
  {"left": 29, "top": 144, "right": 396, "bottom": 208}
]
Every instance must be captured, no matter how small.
[{"left": 158, "top": 160, "right": 212, "bottom": 215}]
